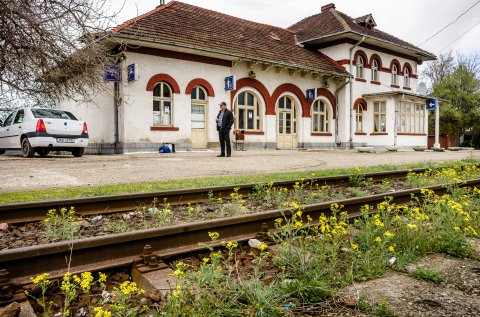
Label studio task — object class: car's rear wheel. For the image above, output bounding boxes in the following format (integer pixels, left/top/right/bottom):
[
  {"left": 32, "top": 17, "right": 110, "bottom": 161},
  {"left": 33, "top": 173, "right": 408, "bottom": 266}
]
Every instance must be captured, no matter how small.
[
  {"left": 72, "top": 148, "right": 85, "bottom": 157},
  {"left": 21, "top": 138, "right": 35, "bottom": 158},
  {"left": 0, "top": 149, "right": 5, "bottom": 155},
  {"left": 37, "top": 149, "right": 50, "bottom": 157}
]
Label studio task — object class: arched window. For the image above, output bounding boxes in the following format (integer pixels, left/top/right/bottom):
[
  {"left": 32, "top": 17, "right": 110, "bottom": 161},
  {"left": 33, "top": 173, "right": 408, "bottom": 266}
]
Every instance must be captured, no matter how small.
[
  {"left": 153, "top": 82, "right": 173, "bottom": 125},
  {"left": 235, "top": 91, "right": 261, "bottom": 130},
  {"left": 356, "top": 104, "right": 365, "bottom": 132},
  {"left": 392, "top": 64, "right": 398, "bottom": 85},
  {"left": 404, "top": 68, "right": 410, "bottom": 87},
  {"left": 191, "top": 86, "right": 207, "bottom": 129},
  {"left": 311, "top": 99, "right": 330, "bottom": 132},
  {"left": 356, "top": 55, "right": 365, "bottom": 79},
  {"left": 371, "top": 59, "right": 379, "bottom": 82}
]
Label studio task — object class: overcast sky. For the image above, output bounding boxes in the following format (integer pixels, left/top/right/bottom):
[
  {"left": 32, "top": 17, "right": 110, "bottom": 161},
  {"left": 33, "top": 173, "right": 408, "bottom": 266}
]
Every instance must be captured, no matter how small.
[{"left": 110, "top": 0, "right": 480, "bottom": 58}]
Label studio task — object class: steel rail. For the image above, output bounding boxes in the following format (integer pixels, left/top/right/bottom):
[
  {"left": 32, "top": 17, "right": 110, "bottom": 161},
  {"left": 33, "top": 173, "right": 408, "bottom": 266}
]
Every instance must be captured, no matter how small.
[
  {"left": 0, "top": 167, "right": 446, "bottom": 224},
  {"left": 2, "top": 178, "right": 480, "bottom": 285}
]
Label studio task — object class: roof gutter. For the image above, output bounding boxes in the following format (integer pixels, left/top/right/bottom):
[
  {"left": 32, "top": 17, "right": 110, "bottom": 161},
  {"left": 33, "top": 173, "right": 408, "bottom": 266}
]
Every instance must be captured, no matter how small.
[
  {"left": 299, "top": 31, "right": 436, "bottom": 61},
  {"left": 109, "top": 33, "right": 350, "bottom": 77},
  {"left": 349, "top": 35, "right": 365, "bottom": 145}
]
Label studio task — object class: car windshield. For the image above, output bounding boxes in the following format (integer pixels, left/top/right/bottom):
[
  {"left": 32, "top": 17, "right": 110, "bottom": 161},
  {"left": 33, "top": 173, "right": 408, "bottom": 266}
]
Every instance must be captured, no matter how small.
[{"left": 31, "top": 109, "right": 78, "bottom": 120}]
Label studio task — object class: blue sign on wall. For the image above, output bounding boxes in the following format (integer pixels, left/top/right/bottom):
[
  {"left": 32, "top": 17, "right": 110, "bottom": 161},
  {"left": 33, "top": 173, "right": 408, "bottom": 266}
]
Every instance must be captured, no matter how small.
[
  {"left": 225, "top": 76, "right": 236, "bottom": 91},
  {"left": 306, "top": 88, "right": 316, "bottom": 101},
  {"left": 127, "top": 63, "right": 138, "bottom": 81},
  {"left": 426, "top": 98, "right": 437, "bottom": 110},
  {"left": 104, "top": 64, "right": 121, "bottom": 82}
]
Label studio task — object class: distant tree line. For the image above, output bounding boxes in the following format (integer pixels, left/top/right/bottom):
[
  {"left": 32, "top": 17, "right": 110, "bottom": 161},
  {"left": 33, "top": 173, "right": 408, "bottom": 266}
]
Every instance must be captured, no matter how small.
[{"left": 422, "top": 51, "right": 480, "bottom": 147}]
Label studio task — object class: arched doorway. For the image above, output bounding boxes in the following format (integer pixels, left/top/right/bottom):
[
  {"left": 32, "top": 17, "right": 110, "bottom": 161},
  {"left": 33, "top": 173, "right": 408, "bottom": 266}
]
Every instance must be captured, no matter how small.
[
  {"left": 190, "top": 86, "right": 208, "bottom": 148},
  {"left": 276, "top": 95, "right": 298, "bottom": 149}
]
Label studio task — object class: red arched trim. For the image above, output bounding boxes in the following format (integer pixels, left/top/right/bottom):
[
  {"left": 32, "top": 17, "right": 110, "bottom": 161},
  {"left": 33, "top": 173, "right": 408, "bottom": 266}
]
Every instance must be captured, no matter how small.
[
  {"left": 390, "top": 59, "right": 402, "bottom": 75},
  {"left": 230, "top": 77, "right": 271, "bottom": 114},
  {"left": 146, "top": 74, "right": 180, "bottom": 93},
  {"left": 353, "top": 50, "right": 369, "bottom": 67},
  {"left": 402, "top": 62, "right": 413, "bottom": 76},
  {"left": 369, "top": 54, "right": 383, "bottom": 69},
  {"left": 185, "top": 78, "right": 215, "bottom": 97},
  {"left": 316, "top": 88, "right": 337, "bottom": 119},
  {"left": 354, "top": 98, "right": 367, "bottom": 111},
  {"left": 271, "top": 83, "right": 309, "bottom": 117}
]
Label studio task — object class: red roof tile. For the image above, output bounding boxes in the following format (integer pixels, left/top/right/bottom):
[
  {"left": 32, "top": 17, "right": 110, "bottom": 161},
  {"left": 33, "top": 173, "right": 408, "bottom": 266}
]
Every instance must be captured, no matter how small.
[
  {"left": 111, "top": 1, "right": 349, "bottom": 76},
  {"left": 289, "top": 8, "right": 435, "bottom": 59}
]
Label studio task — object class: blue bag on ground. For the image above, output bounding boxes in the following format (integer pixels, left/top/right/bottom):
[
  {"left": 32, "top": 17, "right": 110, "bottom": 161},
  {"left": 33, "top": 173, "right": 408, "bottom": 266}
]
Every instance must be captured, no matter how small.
[{"left": 159, "top": 145, "right": 171, "bottom": 153}]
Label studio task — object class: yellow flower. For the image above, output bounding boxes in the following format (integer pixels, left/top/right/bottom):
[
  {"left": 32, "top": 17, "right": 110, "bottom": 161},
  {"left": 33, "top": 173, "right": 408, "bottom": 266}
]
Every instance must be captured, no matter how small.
[
  {"left": 383, "top": 231, "right": 395, "bottom": 238},
  {"left": 94, "top": 307, "right": 111, "bottom": 317},
  {"left": 375, "top": 236, "right": 382, "bottom": 243},
  {"left": 226, "top": 241, "right": 238, "bottom": 250},
  {"left": 454, "top": 226, "right": 461, "bottom": 232},
  {"left": 407, "top": 223, "right": 417, "bottom": 230},
  {"left": 208, "top": 231, "right": 220, "bottom": 241},
  {"left": 388, "top": 245, "right": 395, "bottom": 252},
  {"left": 30, "top": 273, "right": 50, "bottom": 285},
  {"left": 202, "top": 257, "right": 210, "bottom": 264},
  {"left": 98, "top": 272, "right": 107, "bottom": 283},
  {"left": 351, "top": 243, "right": 359, "bottom": 250},
  {"left": 258, "top": 242, "right": 268, "bottom": 252}
]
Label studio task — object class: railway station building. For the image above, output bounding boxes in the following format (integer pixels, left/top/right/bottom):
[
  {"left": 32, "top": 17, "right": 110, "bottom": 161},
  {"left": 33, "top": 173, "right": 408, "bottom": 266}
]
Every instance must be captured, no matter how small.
[{"left": 59, "top": 1, "right": 436, "bottom": 154}]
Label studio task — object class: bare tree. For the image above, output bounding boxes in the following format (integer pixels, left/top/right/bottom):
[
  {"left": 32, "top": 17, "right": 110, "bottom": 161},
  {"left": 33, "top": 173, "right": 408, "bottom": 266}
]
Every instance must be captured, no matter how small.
[
  {"left": 421, "top": 51, "right": 455, "bottom": 87},
  {"left": 0, "top": 0, "right": 123, "bottom": 110}
]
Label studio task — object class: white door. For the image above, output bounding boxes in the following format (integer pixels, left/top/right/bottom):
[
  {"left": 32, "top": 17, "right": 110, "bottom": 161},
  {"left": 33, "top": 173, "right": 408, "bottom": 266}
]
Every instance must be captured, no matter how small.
[
  {"left": 190, "top": 86, "right": 208, "bottom": 149},
  {"left": 276, "top": 96, "right": 298, "bottom": 149}
]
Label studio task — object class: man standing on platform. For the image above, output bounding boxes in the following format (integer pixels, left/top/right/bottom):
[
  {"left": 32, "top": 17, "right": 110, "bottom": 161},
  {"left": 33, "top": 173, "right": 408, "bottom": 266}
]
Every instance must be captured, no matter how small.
[{"left": 216, "top": 101, "right": 234, "bottom": 157}]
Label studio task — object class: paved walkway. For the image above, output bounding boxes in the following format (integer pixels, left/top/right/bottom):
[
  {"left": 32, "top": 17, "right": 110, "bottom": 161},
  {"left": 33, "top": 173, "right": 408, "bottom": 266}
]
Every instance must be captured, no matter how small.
[{"left": 0, "top": 149, "right": 478, "bottom": 193}]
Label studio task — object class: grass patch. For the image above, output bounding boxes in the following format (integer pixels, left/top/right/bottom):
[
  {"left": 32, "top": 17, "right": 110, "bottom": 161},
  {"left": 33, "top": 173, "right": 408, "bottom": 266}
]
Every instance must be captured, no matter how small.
[
  {"left": 0, "top": 160, "right": 477, "bottom": 204},
  {"left": 358, "top": 298, "right": 396, "bottom": 317},
  {"left": 410, "top": 267, "right": 444, "bottom": 284}
]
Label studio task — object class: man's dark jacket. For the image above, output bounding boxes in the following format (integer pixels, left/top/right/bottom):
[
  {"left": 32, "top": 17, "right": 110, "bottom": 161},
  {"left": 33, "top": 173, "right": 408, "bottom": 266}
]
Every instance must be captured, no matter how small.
[{"left": 216, "top": 108, "right": 234, "bottom": 131}]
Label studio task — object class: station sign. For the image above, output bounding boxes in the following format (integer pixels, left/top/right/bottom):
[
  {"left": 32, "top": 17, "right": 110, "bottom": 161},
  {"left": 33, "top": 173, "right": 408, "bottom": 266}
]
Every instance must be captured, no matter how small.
[
  {"left": 104, "top": 64, "right": 121, "bottom": 82},
  {"left": 127, "top": 63, "right": 138, "bottom": 81},
  {"left": 225, "top": 76, "right": 236, "bottom": 91},
  {"left": 426, "top": 98, "right": 437, "bottom": 110},
  {"left": 306, "top": 88, "right": 316, "bottom": 101}
]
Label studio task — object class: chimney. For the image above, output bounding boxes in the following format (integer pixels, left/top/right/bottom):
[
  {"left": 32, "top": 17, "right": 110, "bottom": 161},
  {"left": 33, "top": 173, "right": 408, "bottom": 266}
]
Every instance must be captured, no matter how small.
[{"left": 321, "top": 3, "right": 336, "bottom": 13}]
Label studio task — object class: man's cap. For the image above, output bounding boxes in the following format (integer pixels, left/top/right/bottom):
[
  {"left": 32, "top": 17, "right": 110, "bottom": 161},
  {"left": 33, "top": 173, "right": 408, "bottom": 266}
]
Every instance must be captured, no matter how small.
[{"left": 219, "top": 101, "right": 227, "bottom": 106}]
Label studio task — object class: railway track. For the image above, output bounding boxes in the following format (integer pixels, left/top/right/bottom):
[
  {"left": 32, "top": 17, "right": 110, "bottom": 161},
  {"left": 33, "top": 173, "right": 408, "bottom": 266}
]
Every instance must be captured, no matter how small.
[
  {"left": 0, "top": 166, "right": 459, "bottom": 224},
  {"left": 2, "top": 177, "right": 479, "bottom": 289}
]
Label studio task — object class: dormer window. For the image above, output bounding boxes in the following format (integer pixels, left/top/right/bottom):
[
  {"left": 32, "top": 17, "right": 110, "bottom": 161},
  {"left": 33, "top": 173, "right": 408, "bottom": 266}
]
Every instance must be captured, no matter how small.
[
  {"left": 371, "top": 59, "right": 379, "bottom": 81},
  {"left": 404, "top": 68, "right": 410, "bottom": 87},
  {"left": 392, "top": 64, "right": 398, "bottom": 85},
  {"left": 356, "top": 55, "right": 364, "bottom": 79},
  {"left": 354, "top": 14, "right": 377, "bottom": 29}
]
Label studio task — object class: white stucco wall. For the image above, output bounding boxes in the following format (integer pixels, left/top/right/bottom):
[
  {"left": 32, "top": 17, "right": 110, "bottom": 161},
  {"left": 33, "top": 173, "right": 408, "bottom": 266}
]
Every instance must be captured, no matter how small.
[
  {"left": 58, "top": 39, "right": 428, "bottom": 152},
  {"left": 58, "top": 86, "right": 115, "bottom": 144},
  {"left": 319, "top": 43, "right": 427, "bottom": 147}
]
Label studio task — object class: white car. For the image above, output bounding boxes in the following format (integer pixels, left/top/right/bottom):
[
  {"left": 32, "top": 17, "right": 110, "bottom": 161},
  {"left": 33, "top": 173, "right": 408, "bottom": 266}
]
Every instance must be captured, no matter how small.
[{"left": 0, "top": 108, "right": 89, "bottom": 157}]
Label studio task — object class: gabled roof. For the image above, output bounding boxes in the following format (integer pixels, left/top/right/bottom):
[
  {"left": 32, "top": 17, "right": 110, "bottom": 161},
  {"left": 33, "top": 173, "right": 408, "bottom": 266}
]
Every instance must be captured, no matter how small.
[
  {"left": 289, "top": 6, "right": 436, "bottom": 61},
  {"left": 110, "top": 1, "right": 349, "bottom": 77}
]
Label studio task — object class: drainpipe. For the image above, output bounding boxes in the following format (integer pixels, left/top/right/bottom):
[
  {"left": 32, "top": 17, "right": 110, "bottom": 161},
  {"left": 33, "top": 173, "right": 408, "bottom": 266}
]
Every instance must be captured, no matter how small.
[
  {"left": 113, "top": 81, "right": 120, "bottom": 154},
  {"left": 349, "top": 36, "right": 365, "bottom": 146},
  {"left": 334, "top": 77, "right": 350, "bottom": 147},
  {"left": 113, "top": 53, "right": 125, "bottom": 154}
]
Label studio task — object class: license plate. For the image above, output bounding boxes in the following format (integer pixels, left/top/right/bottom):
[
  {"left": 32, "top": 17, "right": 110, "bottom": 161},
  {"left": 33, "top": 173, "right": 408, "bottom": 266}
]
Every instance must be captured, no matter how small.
[{"left": 57, "top": 138, "right": 75, "bottom": 143}]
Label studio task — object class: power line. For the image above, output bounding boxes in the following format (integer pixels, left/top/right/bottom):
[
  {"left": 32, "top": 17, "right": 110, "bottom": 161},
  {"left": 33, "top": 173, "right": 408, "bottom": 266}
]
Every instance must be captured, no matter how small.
[
  {"left": 439, "top": 18, "right": 480, "bottom": 52},
  {"left": 418, "top": 0, "right": 480, "bottom": 46}
]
